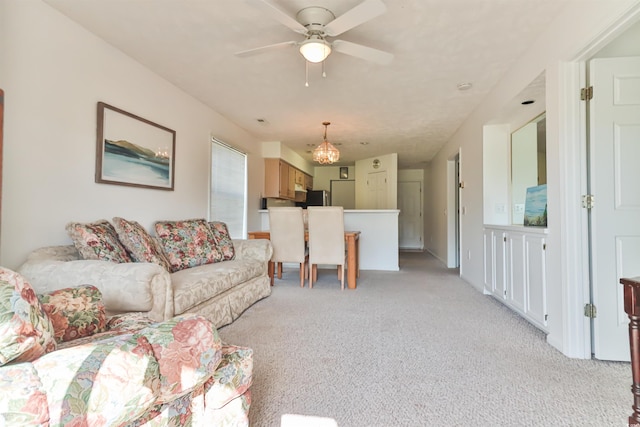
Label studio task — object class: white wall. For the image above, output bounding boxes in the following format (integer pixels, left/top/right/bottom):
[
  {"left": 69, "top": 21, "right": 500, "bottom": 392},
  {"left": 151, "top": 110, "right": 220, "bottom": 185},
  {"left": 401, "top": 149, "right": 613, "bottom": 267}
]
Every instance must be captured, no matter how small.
[
  {"left": 482, "top": 125, "right": 510, "bottom": 225},
  {"left": 425, "top": 0, "right": 640, "bottom": 356},
  {"left": 0, "top": 0, "right": 266, "bottom": 269},
  {"left": 262, "top": 141, "right": 313, "bottom": 175},
  {"left": 312, "top": 165, "right": 356, "bottom": 191},
  {"left": 355, "top": 153, "right": 398, "bottom": 209}
]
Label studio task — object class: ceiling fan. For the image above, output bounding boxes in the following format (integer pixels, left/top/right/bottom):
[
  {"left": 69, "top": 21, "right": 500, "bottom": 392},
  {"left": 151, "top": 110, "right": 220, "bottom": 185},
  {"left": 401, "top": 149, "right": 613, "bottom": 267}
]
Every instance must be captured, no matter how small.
[{"left": 236, "top": 0, "right": 394, "bottom": 65}]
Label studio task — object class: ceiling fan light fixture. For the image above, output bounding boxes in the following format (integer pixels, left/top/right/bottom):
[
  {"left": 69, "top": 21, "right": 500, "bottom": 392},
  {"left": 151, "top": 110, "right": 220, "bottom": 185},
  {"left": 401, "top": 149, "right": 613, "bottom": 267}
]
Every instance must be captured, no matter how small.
[
  {"left": 313, "top": 121, "right": 340, "bottom": 164},
  {"left": 299, "top": 37, "right": 331, "bottom": 63}
]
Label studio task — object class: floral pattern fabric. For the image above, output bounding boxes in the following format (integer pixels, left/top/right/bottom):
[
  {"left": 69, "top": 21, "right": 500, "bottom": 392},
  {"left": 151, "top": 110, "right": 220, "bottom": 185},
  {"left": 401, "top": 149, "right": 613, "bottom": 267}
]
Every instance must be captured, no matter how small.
[
  {"left": 155, "top": 219, "right": 223, "bottom": 272},
  {"left": 66, "top": 219, "right": 132, "bottom": 263},
  {"left": 0, "top": 362, "right": 49, "bottom": 425},
  {"left": 138, "top": 314, "right": 223, "bottom": 403},
  {"left": 113, "top": 217, "right": 173, "bottom": 271},
  {"left": 38, "top": 285, "right": 107, "bottom": 343},
  {"left": 33, "top": 333, "right": 160, "bottom": 426},
  {"left": 209, "top": 221, "right": 236, "bottom": 260},
  {"left": 0, "top": 282, "right": 253, "bottom": 427},
  {"left": 0, "top": 267, "right": 56, "bottom": 366}
]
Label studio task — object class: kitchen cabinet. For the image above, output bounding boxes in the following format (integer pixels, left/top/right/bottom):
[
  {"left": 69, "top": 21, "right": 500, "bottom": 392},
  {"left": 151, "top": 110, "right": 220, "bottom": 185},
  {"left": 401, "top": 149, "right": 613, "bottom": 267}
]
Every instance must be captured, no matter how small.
[
  {"left": 483, "top": 226, "right": 548, "bottom": 331},
  {"left": 264, "top": 158, "right": 311, "bottom": 201}
]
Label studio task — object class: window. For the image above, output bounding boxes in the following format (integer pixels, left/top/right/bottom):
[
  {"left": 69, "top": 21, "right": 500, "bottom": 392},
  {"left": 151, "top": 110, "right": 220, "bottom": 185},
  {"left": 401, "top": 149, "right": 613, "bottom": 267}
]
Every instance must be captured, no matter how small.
[{"left": 210, "top": 137, "right": 247, "bottom": 238}]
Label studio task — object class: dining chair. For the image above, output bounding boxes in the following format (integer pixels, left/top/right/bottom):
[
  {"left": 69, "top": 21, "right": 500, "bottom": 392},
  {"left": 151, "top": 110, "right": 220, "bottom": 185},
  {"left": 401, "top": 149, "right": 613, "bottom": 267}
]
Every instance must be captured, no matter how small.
[
  {"left": 307, "top": 206, "right": 346, "bottom": 290},
  {"left": 268, "top": 207, "right": 308, "bottom": 287}
]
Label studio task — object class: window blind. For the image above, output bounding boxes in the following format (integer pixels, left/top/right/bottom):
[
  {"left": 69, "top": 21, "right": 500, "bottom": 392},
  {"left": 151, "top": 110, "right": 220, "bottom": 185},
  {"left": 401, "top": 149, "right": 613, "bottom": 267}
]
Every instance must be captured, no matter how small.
[{"left": 210, "top": 137, "right": 247, "bottom": 238}]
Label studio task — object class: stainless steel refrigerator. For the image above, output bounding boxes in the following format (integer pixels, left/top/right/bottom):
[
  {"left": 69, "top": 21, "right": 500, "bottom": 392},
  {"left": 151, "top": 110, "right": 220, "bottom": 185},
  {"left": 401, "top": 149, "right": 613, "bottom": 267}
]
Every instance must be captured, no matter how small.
[{"left": 305, "top": 190, "right": 330, "bottom": 206}]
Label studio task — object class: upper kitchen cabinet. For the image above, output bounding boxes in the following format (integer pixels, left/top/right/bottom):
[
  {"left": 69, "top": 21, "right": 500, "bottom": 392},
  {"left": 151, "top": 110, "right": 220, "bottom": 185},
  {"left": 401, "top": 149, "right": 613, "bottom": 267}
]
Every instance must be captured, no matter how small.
[{"left": 264, "top": 158, "right": 312, "bottom": 201}]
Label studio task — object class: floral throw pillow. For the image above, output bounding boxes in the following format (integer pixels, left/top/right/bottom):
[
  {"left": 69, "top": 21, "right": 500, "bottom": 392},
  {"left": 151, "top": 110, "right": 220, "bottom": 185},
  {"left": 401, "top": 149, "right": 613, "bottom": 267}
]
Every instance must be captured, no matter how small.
[
  {"left": 154, "top": 219, "right": 224, "bottom": 272},
  {"left": 112, "top": 217, "right": 172, "bottom": 271},
  {"left": 0, "top": 267, "right": 56, "bottom": 366},
  {"left": 66, "top": 220, "right": 132, "bottom": 263},
  {"left": 209, "top": 221, "right": 235, "bottom": 260},
  {"left": 38, "top": 285, "right": 107, "bottom": 343}
]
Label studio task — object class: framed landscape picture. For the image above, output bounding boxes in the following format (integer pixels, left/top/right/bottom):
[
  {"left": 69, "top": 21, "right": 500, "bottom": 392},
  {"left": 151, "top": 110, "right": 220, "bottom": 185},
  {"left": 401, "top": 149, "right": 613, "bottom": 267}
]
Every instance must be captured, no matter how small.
[
  {"left": 523, "top": 184, "right": 547, "bottom": 227},
  {"left": 96, "top": 102, "right": 176, "bottom": 190}
]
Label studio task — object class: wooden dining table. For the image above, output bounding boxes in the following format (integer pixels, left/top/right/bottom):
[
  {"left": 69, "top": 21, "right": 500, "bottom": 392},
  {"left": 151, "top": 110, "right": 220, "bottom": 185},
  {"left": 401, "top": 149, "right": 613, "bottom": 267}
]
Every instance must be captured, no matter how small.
[{"left": 247, "top": 230, "right": 361, "bottom": 289}]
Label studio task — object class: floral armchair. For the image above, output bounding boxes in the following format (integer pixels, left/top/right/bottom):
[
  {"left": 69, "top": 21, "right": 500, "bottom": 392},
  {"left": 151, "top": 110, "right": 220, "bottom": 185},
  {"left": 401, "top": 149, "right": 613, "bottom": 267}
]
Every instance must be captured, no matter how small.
[{"left": 0, "top": 267, "right": 252, "bottom": 426}]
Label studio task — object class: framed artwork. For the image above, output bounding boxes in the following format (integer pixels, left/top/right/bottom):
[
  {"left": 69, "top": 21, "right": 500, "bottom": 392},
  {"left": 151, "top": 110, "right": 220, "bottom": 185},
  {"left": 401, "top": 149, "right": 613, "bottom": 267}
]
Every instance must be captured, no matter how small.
[
  {"left": 523, "top": 184, "right": 547, "bottom": 227},
  {"left": 96, "top": 102, "right": 175, "bottom": 190},
  {"left": 340, "top": 166, "right": 348, "bottom": 179}
]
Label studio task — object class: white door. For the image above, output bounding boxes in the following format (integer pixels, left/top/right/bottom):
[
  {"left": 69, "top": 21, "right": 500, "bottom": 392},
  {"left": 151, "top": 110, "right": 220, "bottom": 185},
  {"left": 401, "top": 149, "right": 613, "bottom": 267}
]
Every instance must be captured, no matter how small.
[
  {"left": 590, "top": 56, "right": 640, "bottom": 361},
  {"left": 398, "top": 181, "right": 423, "bottom": 249},
  {"left": 367, "top": 171, "right": 388, "bottom": 209}
]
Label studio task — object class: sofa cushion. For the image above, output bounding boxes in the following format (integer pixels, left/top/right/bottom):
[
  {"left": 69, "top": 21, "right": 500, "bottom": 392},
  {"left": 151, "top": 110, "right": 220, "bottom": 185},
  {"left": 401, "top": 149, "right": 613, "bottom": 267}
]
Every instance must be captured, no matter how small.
[
  {"left": 209, "top": 221, "right": 235, "bottom": 260},
  {"left": 113, "top": 217, "right": 172, "bottom": 271},
  {"left": 66, "top": 220, "right": 132, "bottom": 263},
  {"left": 38, "top": 285, "right": 107, "bottom": 343},
  {"left": 154, "top": 219, "right": 223, "bottom": 272},
  {"left": 0, "top": 268, "right": 56, "bottom": 366},
  {"left": 171, "top": 259, "right": 265, "bottom": 314}
]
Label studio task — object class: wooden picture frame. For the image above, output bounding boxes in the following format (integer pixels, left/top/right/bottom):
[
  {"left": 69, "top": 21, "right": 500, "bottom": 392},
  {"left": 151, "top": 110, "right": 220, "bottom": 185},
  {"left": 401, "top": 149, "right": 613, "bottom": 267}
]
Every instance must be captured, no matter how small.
[
  {"left": 96, "top": 102, "right": 175, "bottom": 190},
  {"left": 339, "top": 166, "right": 348, "bottom": 179}
]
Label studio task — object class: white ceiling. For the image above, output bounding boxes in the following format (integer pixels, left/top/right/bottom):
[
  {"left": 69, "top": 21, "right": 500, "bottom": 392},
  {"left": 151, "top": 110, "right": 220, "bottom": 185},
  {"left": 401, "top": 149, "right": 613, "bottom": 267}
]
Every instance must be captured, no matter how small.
[{"left": 43, "top": 0, "right": 567, "bottom": 167}]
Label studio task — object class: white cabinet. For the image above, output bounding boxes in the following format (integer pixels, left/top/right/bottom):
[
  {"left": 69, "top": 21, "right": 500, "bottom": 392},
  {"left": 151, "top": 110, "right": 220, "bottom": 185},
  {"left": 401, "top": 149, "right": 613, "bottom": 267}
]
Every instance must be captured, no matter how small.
[
  {"left": 483, "top": 226, "right": 548, "bottom": 331},
  {"left": 525, "top": 235, "right": 547, "bottom": 329},
  {"left": 484, "top": 229, "right": 506, "bottom": 300},
  {"left": 508, "top": 232, "right": 526, "bottom": 314}
]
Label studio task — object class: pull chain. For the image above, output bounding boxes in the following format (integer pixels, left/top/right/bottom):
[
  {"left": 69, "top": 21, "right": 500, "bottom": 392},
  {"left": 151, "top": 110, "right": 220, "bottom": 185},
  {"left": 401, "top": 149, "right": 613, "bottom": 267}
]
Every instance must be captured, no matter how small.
[{"left": 305, "top": 60, "right": 309, "bottom": 87}]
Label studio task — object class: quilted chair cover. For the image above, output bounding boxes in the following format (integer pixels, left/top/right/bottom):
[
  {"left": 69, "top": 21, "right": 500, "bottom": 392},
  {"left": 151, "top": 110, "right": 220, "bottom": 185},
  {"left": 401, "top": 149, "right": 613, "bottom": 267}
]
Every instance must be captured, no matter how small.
[{"left": 0, "top": 273, "right": 253, "bottom": 427}]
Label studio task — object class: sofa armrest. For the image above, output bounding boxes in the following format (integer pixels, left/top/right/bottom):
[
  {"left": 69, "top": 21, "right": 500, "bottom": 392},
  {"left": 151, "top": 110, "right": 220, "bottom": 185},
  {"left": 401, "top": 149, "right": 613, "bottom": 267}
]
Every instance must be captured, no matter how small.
[
  {"left": 18, "top": 247, "right": 174, "bottom": 322},
  {"left": 232, "top": 239, "right": 273, "bottom": 264},
  {"left": 136, "top": 314, "right": 222, "bottom": 403},
  {"left": 32, "top": 333, "right": 160, "bottom": 425}
]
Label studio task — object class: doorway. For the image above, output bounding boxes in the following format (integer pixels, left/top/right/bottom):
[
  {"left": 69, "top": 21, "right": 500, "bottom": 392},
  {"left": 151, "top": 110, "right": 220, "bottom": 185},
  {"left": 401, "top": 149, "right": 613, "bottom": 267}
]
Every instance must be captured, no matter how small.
[
  {"left": 559, "top": 15, "right": 640, "bottom": 360},
  {"left": 398, "top": 180, "right": 423, "bottom": 250},
  {"left": 447, "top": 151, "right": 461, "bottom": 269}
]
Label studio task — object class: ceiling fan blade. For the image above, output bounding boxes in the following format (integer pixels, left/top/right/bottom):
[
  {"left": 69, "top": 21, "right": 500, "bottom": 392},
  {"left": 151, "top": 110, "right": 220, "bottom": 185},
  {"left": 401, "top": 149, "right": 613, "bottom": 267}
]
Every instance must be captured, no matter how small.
[
  {"left": 332, "top": 39, "right": 393, "bottom": 65},
  {"left": 235, "top": 40, "right": 298, "bottom": 57},
  {"left": 245, "top": 0, "right": 307, "bottom": 34},
  {"left": 323, "top": 0, "right": 387, "bottom": 37}
]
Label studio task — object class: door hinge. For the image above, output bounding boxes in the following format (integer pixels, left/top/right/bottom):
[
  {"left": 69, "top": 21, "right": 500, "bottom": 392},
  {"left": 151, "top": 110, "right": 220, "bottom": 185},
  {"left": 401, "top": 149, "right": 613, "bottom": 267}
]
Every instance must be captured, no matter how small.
[
  {"left": 584, "top": 303, "right": 597, "bottom": 318},
  {"left": 582, "top": 194, "right": 595, "bottom": 209},
  {"left": 581, "top": 86, "right": 593, "bottom": 101},
  {"left": 543, "top": 243, "right": 546, "bottom": 250}
]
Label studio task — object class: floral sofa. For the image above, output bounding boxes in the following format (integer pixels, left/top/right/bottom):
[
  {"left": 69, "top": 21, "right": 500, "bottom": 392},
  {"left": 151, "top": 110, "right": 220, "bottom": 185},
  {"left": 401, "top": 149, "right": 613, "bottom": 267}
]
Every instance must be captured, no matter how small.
[
  {"left": 0, "top": 267, "right": 253, "bottom": 426},
  {"left": 17, "top": 218, "right": 273, "bottom": 329}
]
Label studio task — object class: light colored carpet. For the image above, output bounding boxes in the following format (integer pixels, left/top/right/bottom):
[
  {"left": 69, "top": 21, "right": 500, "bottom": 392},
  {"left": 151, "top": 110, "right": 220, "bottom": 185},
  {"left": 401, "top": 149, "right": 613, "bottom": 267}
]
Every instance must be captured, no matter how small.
[{"left": 218, "top": 251, "right": 630, "bottom": 427}]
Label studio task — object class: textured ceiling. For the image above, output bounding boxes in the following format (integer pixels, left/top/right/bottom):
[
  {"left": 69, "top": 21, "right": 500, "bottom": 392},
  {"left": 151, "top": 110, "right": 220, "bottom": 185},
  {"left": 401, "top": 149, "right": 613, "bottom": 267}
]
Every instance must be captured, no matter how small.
[{"left": 43, "top": 0, "right": 566, "bottom": 167}]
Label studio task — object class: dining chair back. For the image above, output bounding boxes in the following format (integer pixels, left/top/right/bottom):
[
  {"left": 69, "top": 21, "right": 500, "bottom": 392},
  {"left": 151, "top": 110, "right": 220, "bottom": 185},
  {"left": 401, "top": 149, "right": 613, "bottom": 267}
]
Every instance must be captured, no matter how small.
[
  {"left": 268, "top": 207, "right": 307, "bottom": 287},
  {"left": 307, "top": 206, "right": 345, "bottom": 290}
]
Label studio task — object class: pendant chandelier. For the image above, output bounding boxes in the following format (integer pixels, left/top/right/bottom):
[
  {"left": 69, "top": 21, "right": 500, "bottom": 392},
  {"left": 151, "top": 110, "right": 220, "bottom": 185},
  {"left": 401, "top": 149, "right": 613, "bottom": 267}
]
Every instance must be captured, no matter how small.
[{"left": 312, "top": 121, "right": 340, "bottom": 164}]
